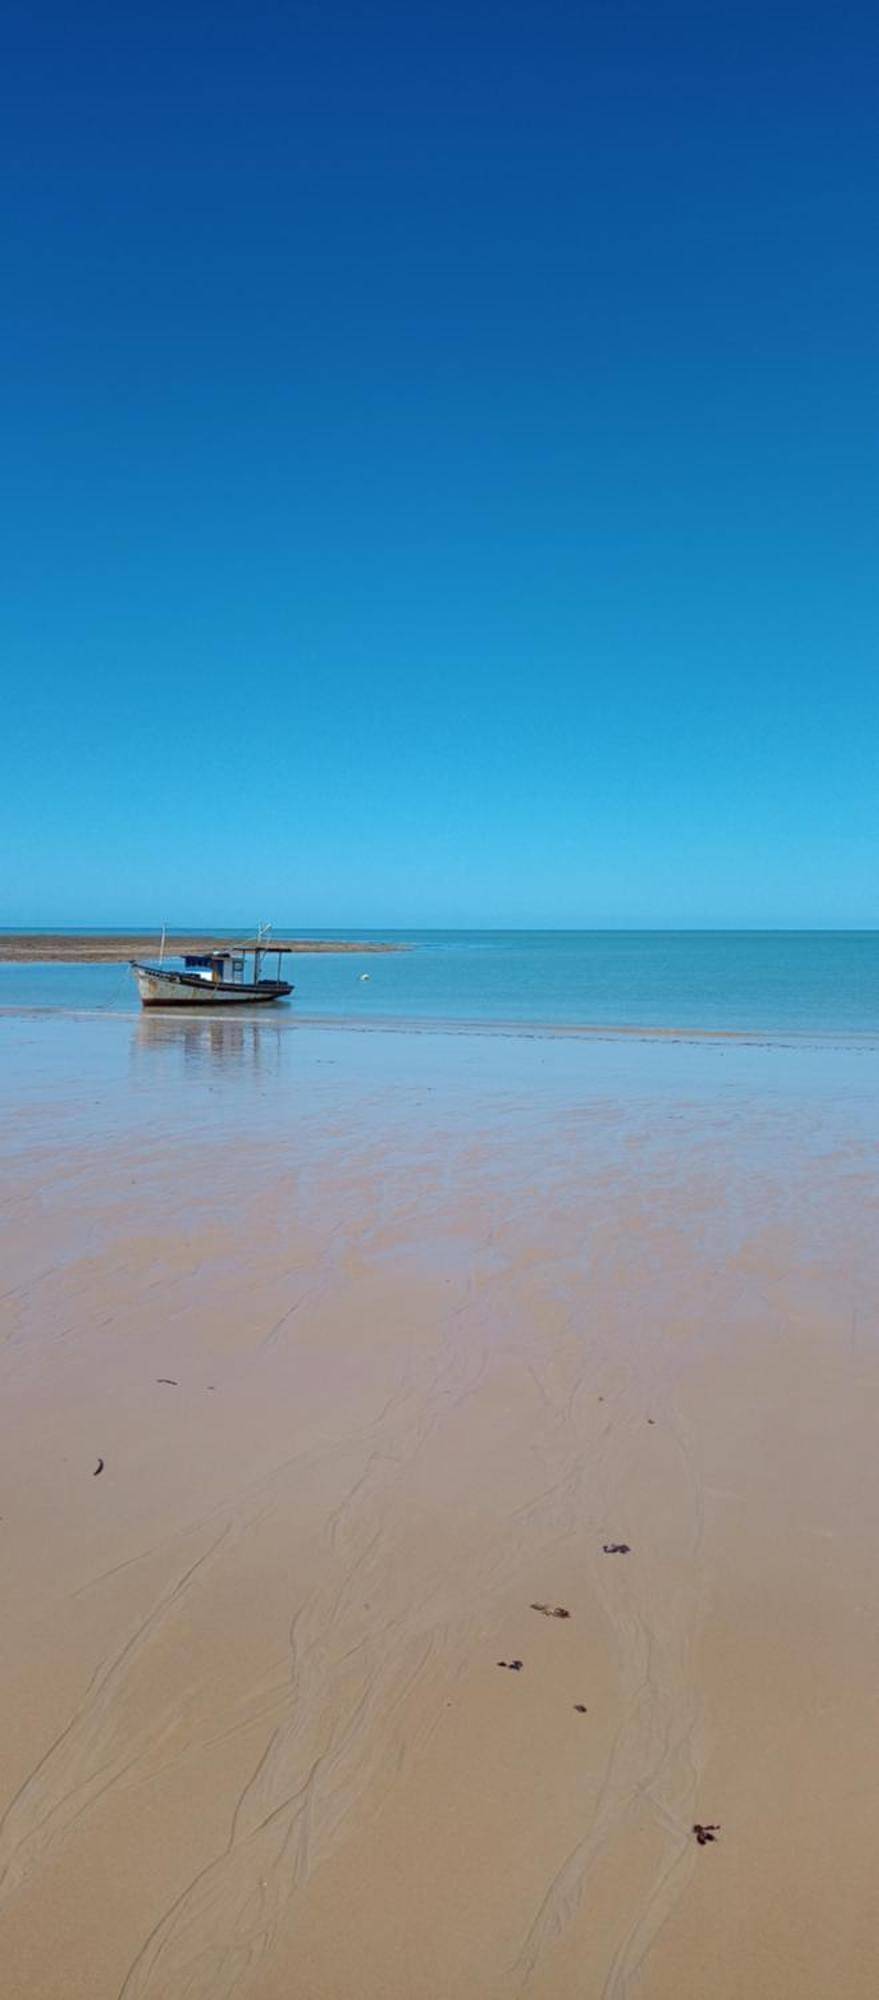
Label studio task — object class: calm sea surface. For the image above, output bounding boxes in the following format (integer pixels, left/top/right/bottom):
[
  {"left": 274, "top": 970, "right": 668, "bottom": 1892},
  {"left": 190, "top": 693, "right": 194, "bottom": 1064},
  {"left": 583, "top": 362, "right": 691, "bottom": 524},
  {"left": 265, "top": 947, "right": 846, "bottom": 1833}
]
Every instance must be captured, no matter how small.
[{"left": 1, "top": 931, "right": 878, "bottom": 1036}]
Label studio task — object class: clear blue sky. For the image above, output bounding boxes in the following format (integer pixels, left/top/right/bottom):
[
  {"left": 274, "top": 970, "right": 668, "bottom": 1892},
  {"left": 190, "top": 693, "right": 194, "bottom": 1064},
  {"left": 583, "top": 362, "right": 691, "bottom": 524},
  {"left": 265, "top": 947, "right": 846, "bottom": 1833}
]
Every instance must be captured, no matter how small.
[{"left": 3, "top": 0, "right": 877, "bottom": 928}]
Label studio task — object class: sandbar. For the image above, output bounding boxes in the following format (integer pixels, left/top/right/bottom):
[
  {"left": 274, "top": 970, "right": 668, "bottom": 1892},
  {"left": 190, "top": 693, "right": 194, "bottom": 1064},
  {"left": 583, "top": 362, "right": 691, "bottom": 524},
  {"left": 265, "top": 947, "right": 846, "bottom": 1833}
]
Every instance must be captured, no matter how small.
[{"left": 0, "top": 932, "right": 403, "bottom": 962}]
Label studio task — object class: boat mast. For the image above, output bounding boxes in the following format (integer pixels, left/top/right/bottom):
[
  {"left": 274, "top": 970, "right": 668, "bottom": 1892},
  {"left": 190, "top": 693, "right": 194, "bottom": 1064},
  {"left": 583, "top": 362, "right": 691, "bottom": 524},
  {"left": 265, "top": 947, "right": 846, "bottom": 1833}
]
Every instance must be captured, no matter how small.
[{"left": 251, "top": 922, "right": 273, "bottom": 984}]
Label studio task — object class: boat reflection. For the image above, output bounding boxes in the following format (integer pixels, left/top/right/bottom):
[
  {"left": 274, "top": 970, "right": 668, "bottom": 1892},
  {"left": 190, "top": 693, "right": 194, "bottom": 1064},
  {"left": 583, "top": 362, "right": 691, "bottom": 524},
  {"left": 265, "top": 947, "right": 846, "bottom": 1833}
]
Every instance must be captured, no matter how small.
[{"left": 132, "top": 1009, "right": 286, "bottom": 1075}]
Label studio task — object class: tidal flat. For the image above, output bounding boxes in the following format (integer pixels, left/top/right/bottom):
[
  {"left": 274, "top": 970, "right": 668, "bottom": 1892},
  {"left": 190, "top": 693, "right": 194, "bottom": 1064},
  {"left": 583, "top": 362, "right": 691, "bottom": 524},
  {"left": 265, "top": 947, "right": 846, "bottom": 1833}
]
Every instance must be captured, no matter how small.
[{"left": 1, "top": 1010, "right": 877, "bottom": 1998}]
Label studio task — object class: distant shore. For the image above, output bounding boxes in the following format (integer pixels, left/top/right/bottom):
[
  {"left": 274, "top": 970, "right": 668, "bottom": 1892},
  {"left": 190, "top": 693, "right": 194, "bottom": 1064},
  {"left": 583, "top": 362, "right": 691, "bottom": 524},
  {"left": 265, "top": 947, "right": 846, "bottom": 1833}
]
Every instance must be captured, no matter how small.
[{"left": 0, "top": 933, "right": 404, "bottom": 963}]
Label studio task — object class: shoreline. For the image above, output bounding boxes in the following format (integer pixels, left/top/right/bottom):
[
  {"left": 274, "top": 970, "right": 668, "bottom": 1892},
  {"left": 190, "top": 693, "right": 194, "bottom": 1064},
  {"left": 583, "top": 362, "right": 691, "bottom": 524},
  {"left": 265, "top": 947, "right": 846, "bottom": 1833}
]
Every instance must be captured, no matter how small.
[
  {"left": 0, "top": 932, "right": 404, "bottom": 962},
  {"left": 1, "top": 998, "right": 876, "bottom": 1049}
]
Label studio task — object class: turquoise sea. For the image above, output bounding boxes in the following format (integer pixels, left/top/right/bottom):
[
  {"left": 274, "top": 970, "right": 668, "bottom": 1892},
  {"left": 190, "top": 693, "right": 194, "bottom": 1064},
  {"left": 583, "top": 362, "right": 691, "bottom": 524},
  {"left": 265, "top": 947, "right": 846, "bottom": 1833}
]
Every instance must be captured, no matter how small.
[{"left": 1, "top": 930, "right": 878, "bottom": 1036}]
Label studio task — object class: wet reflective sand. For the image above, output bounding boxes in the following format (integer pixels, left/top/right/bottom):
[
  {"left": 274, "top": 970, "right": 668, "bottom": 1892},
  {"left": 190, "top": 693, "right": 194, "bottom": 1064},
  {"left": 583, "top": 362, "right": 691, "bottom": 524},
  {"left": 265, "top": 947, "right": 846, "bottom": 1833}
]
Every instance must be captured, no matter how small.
[{"left": 2, "top": 1012, "right": 878, "bottom": 1998}]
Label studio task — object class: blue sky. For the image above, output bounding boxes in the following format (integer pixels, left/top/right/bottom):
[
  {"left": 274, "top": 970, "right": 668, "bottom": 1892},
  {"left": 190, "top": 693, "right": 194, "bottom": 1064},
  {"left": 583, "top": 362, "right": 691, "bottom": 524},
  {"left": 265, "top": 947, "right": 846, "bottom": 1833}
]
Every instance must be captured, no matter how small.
[{"left": 2, "top": 0, "right": 877, "bottom": 927}]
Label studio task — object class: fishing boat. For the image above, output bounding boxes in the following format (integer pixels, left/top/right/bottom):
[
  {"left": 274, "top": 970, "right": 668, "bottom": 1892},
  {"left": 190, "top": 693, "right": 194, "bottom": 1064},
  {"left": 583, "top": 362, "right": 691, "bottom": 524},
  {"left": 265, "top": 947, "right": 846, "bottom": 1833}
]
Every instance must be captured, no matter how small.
[{"left": 130, "top": 929, "right": 294, "bottom": 1007}]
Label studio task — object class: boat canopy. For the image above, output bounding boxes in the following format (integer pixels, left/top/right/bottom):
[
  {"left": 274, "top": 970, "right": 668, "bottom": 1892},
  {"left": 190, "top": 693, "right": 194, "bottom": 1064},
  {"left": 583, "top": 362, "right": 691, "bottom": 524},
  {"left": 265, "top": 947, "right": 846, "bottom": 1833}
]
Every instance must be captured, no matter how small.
[
  {"left": 181, "top": 945, "right": 297, "bottom": 964},
  {"left": 182, "top": 951, "right": 242, "bottom": 969}
]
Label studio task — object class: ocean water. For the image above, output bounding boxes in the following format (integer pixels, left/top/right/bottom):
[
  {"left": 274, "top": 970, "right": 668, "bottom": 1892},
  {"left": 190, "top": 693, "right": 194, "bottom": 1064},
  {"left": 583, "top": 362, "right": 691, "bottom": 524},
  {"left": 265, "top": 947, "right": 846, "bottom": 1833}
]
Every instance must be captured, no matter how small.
[{"left": 1, "top": 930, "right": 878, "bottom": 1036}]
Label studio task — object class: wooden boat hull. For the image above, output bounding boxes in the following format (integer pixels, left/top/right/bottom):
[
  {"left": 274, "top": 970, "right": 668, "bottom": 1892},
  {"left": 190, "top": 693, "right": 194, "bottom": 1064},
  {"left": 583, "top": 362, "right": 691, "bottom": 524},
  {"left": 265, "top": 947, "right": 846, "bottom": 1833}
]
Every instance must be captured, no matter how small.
[{"left": 130, "top": 963, "right": 293, "bottom": 1007}]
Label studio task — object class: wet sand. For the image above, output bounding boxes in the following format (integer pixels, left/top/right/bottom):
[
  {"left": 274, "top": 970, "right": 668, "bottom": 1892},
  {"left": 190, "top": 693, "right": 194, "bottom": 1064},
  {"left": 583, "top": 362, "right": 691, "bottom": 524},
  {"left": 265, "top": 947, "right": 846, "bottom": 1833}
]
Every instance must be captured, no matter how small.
[
  {"left": 0, "top": 934, "right": 401, "bottom": 961},
  {"left": 1, "top": 1015, "right": 878, "bottom": 1998}
]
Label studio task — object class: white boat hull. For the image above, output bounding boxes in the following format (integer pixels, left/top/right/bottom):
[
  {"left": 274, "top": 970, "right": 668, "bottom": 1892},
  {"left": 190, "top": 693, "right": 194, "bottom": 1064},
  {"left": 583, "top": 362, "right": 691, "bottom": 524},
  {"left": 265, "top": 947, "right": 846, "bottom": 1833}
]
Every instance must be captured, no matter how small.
[{"left": 131, "top": 964, "right": 292, "bottom": 1007}]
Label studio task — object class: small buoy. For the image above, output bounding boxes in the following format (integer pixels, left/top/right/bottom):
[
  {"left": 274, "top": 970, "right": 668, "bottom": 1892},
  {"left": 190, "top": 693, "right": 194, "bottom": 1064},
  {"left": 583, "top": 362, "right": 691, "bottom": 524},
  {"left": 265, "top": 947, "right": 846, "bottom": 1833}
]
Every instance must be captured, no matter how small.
[{"left": 359, "top": 973, "right": 370, "bottom": 981}]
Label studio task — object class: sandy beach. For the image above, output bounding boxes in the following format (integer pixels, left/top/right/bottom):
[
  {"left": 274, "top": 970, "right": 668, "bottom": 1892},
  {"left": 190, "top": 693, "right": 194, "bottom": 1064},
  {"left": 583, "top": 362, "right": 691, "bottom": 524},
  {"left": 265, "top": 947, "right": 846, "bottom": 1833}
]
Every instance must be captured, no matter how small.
[{"left": 1, "top": 1013, "right": 878, "bottom": 1998}]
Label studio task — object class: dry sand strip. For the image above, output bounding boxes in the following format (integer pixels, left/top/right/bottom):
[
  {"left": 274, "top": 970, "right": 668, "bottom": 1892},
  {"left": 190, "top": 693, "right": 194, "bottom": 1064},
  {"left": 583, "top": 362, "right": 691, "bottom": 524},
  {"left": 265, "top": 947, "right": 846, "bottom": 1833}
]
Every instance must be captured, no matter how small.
[{"left": 0, "top": 933, "right": 402, "bottom": 962}]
